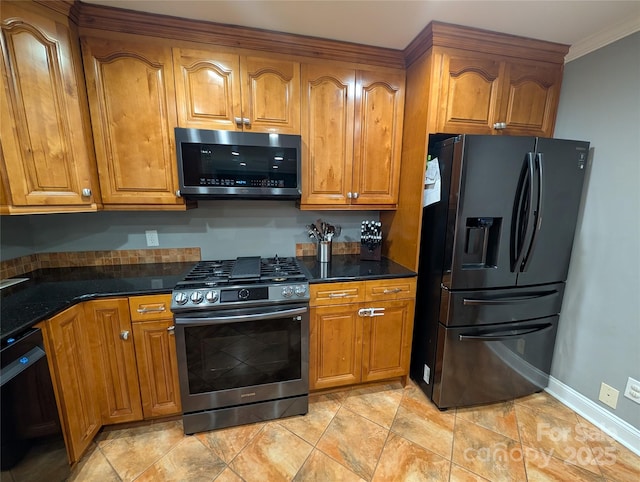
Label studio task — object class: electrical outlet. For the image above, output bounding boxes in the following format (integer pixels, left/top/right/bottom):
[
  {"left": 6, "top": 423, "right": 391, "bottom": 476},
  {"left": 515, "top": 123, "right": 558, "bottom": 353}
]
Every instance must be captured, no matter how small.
[
  {"left": 624, "top": 377, "right": 640, "bottom": 405},
  {"left": 598, "top": 382, "right": 619, "bottom": 409},
  {"left": 145, "top": 230, "right": 159, "bottom": 247}
]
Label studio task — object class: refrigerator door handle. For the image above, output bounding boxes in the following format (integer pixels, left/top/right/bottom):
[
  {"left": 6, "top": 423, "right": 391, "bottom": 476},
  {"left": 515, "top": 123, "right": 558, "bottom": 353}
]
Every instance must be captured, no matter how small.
[
  {"left": 511, "top": 152, "right": 536, "bottom": 272},
  {"left": 521, "top": 152, "right": 545, "bottom": 272},
  {"left": 462, "top": 289, "right": 559, "bottom": 305},
  {"left": 458, "top": 323, "right": 554, "bottom": 341}
]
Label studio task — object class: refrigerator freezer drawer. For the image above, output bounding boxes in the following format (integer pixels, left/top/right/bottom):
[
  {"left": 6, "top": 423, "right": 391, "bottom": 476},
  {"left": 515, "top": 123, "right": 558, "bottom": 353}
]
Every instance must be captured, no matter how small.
[
  {"left": 431, "top": 317, "right": 558, "bottom": 409},
  {"left": 439, "top": 283, "right": 564, "bottom": 327}
]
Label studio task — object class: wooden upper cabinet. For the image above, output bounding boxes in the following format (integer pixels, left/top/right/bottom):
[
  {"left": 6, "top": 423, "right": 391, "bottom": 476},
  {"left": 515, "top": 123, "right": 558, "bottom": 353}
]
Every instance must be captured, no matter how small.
[
  {"left": 434, "top": 49, "right": 563, "bottom": 137},
  {"left": 173, "top": 48, "right": 300, "bottom": 133},
  {"left": 436, "top": 52, "right": 502, "bottom": 135},
  {"left": 498, "top": 60, "right": 562, "bottom": 136},
  {"left": 301, "top": 63, "right": 355, "bottom": 206},
  {"left": 0, "top": 1, "right": 99, "bottom": 213},
  {"left": 81, "top": 35, "right": 185, "bottom": 209},
  {"left": 352, "top": 69, "right": 404, "bottom": 206},
  {"left": 301, "top": 63, "right": 405, "bottom": 209}
]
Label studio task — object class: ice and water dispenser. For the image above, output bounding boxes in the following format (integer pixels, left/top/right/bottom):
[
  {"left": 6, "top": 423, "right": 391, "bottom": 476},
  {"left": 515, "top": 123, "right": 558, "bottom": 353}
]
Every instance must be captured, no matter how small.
[{"left": 462, "top": 217, "right": 501, "bottom": 269}]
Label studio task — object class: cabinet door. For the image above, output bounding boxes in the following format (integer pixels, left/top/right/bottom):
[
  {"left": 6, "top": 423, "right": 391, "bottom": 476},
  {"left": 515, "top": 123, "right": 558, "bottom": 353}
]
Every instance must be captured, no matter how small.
[
  {"left": 352, "top": 69, "right": 404, "bottom": 206},
  {"left": 85, "top": 298, "right": 143, "bottom": 425},
  {"left": 498, "top": 60, "right": 562, "bottom": 137},
  {"left": 132, "top": 319, "right": 182, "bottom": 418},
  {"left": 0, "top": 2, "right": 97, "bottom": 210},
  {"left": 42, "top": 305, "right": 101, "bottom": 464},
  {"left": 240, "top": 56, "right": 300, "bottom": 134},
  {"left": 301, "top": 63, "right": 355, "bottom": 206},
  {"left": 361, "top": 298, "right": 415, "bottom": 383},
  {"left": 82, "top": 36, "right": 183, "bottom": 208},
  {"left": 173, "top": 48, "right": 241, "bottom": 130},
  {"left": 309, "top": 304, "right": 363, "bottom": 390},
  {"left": 436, "top": 51, "right": 502, "bottom": 135}
]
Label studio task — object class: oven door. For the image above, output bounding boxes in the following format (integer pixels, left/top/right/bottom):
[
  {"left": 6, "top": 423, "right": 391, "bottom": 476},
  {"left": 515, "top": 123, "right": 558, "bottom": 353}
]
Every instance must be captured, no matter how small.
[{"left": 174, "top": 303, "right": 309, "bottom": 413}]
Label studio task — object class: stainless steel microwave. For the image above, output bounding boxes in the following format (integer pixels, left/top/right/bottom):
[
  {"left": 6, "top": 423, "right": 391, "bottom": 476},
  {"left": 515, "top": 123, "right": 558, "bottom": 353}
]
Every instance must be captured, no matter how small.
[{"left": 175, "top": 128, "right": 302, "bottom": 199}]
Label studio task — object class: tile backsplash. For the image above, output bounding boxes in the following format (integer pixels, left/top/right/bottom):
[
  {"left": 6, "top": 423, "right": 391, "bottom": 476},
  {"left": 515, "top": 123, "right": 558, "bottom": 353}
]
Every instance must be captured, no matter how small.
[
  {"left": 0, "top": 248, "right": 201, "bottom": 279},
  {"left": 295, "top": 241, "right": 360, "bottom": 257}
]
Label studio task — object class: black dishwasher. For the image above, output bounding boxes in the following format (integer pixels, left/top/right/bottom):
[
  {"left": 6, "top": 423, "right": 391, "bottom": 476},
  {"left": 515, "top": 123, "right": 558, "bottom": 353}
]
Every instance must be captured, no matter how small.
[{"left": 0, "top": 328, "right": 70, "bottom": 481}]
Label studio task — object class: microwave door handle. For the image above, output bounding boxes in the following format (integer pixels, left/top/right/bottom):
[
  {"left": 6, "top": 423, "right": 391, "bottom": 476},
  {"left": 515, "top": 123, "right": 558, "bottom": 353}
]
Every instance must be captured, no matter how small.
[{"left": 175, "top": 306, "right": 308, "bottom": 325}]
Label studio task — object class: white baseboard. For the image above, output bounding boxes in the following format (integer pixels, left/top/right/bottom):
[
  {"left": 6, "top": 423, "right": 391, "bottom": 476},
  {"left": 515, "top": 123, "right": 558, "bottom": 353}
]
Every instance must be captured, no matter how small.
[{"left": 546, "top": 376, "right": 640, "bottom": 456}]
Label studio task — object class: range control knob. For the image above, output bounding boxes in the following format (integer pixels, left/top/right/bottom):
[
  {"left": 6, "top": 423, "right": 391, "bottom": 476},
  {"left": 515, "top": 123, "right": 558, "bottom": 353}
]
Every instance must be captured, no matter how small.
[
  {"left": 238, "top": 288, "right": 250, "bottom": 300},
  {"left": 294, "top": 285, "right": 308, "bottom": 297},
  {"left": 190, "top": 291, "right": 204, "bottom": 304},
  {"left": 281, "top": 286, "right": 293, "bottom": 298},
  {"left": 174, "top": 292, "right": 188, "bottom": 305},
  {"left": 205, "top": 291, "right": 219, "bottom": 303}
]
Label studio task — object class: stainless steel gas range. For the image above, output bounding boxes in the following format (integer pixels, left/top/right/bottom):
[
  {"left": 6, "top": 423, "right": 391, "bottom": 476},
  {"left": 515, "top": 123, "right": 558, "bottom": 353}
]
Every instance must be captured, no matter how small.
[{"left": 170, "top": 256, "right": 309, "bottom": 435}]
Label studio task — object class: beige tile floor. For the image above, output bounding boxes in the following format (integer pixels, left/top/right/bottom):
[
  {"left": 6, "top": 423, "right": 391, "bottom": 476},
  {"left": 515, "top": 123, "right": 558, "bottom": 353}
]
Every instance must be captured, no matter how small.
[{"left": 60, "top": 380, "right": 640, "bottom": 481}]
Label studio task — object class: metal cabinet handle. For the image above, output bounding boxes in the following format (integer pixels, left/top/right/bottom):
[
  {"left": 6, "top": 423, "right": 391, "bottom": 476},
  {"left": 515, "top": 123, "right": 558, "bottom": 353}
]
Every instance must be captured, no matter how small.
[
  {"left": 353, "top": 192, "right": 359, "bottom": 199},
  {"left": 243, "top": 117, "right": 251, "bottom": 126},
  {"left": 137, "top": 306, "right": 166, "bottom": 314},
  {"left": 383, "top": 288, "right": 402, "bottom": 294},
  {"left": 347, "top": 192, "right": 353, "bottom": 199},
  {"left": 493, "top": 122, "right": 507, "bottom": 129},
  {"left": 167, "top": 325, "right": 175, "bottom": 334},
  {"left": 82, "top": 188, "right": 92, "bottom": 197},
  {"left": 234, "top": 117, "right": 243, "bottom": 125},
  {"left": 328, "top": 292, "right": 348, "bottom": 298},
  {"left": 176, "top": 190, "right": 182, "bottom": 197},
  {"left": 120, "top": 330, "right": 129, "bottom": 341}
]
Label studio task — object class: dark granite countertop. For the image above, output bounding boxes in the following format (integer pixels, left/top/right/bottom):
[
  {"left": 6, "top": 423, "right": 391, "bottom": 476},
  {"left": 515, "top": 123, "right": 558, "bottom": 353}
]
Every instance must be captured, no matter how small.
[
  {"left": 297, "top": 255, "right": 416, "bottom": 283},
  {"left": 1, "top": 262, "right": 195, "bottom": 345}
]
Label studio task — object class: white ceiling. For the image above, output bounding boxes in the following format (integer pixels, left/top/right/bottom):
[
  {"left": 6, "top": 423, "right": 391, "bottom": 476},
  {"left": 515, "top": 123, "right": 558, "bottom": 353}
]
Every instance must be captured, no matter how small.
[{"left": 83, "top": 0, "right": 640, "bottom": 61}]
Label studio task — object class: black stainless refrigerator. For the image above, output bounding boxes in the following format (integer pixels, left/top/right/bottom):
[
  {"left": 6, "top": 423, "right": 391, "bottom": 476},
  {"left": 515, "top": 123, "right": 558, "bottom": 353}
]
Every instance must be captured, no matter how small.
[{"left": 411, "top": 134, "right": 589, "bottom": 409}]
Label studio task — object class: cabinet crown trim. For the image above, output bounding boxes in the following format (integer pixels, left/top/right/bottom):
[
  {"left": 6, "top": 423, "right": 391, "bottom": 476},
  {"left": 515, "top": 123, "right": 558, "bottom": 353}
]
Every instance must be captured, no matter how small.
[
  {"left": 404, "top": 21, "right": 570, "bottom": 67},
  {"left": 76, "top": 1, "right": 405, "bottom": 69}
]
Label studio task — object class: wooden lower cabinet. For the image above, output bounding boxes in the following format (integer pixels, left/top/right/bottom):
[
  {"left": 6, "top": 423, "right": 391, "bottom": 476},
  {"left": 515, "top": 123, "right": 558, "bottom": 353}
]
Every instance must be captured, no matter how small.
[
  {"left": 309, "top": 277, "right": 416, "bottom": 390},
  {"left": 85, "top": 298, "right": 143, "bottom": 425},
  {"left": 40, "top": 305, "right": 101, "bottom": 464},
  {"left": 131, "top": 318, "right": 182, "bottom": 418}
]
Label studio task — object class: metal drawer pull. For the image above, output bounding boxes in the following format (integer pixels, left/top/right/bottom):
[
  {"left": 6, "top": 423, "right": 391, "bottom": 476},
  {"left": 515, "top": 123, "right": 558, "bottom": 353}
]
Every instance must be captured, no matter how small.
[
  {"left": 383, "top": 288, "right": 402, "bottom": 294},
  {"left": 328, "top": 292, "right": 348, "bottom": 298},
  {"left": 137, "top": 306, "right": 166, "bottom": 313},
  {"left": 120, "top": 330, "right": 129, "bottom": 341},
  {"left": 167, "top": 326, "right": 175, "bottom": 333}
]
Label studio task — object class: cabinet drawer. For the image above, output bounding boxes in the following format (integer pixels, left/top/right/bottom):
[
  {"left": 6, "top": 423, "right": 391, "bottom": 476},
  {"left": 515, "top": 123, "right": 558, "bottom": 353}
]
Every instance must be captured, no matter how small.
[
  {"left": 129, "top": 294, "right": 173, "bottom": 321},
  {"left": 365, "top": 277, "right": 416, "bottom": 301},
  {"left": 310, "top": 282, "right": 365, "bottom": 306}
]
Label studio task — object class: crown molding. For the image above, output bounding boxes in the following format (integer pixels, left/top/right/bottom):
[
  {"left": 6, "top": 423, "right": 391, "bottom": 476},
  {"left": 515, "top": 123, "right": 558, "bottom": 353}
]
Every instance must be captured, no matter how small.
[{"left": 566, "top": 15, "right": 640, "bottom": 63}]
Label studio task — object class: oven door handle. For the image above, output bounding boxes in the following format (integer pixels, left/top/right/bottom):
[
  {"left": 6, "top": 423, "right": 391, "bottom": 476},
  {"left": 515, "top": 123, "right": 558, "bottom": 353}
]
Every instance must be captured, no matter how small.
[{"left": 175, "top": 306, "right": 308, "bottom": 325}]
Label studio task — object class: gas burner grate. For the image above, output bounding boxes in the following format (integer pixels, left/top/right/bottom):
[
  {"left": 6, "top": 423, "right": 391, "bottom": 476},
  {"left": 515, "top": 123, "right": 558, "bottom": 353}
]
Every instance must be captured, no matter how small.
[
  {"left": 184, "top": 260, "right": 234, "bottom": 281},
  {"left": 260, "top": 257, "right": 306, "bottom": 281},
  {"left": 181, "top": 256, "right": 307, "bottom": 286}
]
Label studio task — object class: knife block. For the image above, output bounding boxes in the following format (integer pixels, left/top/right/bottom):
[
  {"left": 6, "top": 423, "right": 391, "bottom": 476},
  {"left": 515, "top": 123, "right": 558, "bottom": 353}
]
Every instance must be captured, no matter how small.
[{"left": 360, "top": 244, "right": 381, "bottom": 261}]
